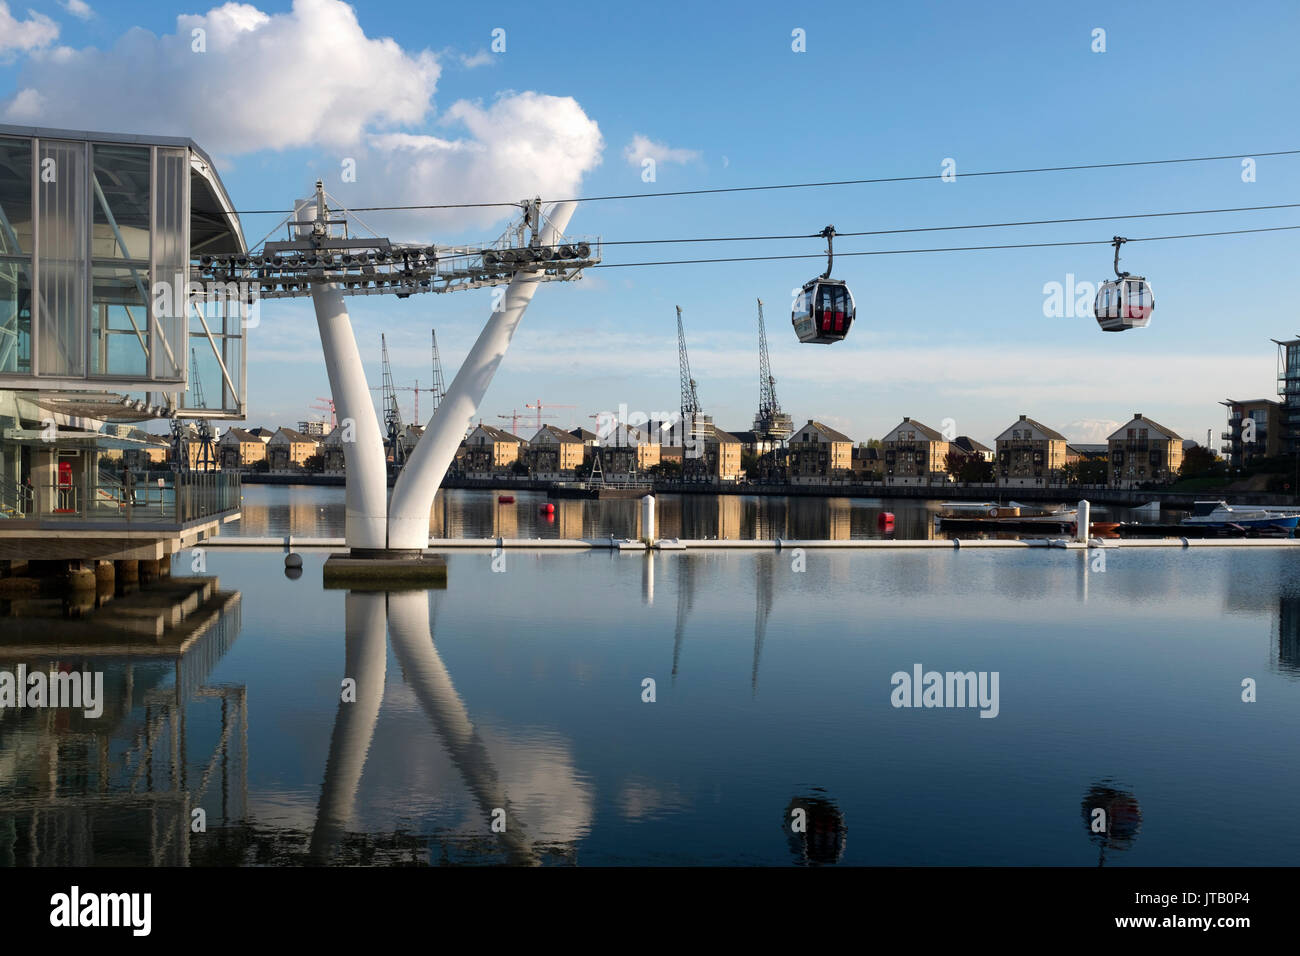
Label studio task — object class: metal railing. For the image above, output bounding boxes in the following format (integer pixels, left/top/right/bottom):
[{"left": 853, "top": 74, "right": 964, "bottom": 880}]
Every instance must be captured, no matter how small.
[{"left": 0, "top": 470, "right": 240, "bottom": 526}]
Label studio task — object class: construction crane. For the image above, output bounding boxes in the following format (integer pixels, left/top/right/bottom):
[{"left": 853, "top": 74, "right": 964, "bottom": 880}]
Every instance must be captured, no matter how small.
[
  {"left": 753, "top": 298, "right": 793, "bottom": 442},
  {"left": 676, "top": 305, "right": 712, "bottom": 482},
  {"left": 498, "top": 409, "right": 555, "bottom": 436},
  {"left": 524, "top": 398, "right": 576, "bottom": 430},
  {"left": 311, "top": 397, "right": 337, "bottom": 428}
]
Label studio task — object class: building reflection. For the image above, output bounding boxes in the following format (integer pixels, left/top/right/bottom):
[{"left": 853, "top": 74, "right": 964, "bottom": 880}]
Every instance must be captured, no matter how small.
[
  {"left": 1276, "top": 592, "right": 1300, "bottom": 675},
  {"left": 0, "top": 578, "right": 245, "bottom": 866}
]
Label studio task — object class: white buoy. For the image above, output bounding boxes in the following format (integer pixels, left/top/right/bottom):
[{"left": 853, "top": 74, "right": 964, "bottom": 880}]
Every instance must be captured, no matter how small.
[
  {"left": 1076, "top": 500, "right": 1090, "bottom": 543},
  {"left": 641, "top": 494, "right": 656, "bottom": 544}
]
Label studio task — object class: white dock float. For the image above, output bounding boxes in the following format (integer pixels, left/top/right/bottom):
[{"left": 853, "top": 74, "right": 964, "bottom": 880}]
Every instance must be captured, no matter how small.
[{"left": 204, "top": 534, "right": 1300, "bottom": 551}]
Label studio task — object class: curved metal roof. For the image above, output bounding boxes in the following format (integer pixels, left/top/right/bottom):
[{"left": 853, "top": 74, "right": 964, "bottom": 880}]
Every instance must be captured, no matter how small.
[{"left": 0, "top": 122, "right": 245, "bottom": 253}]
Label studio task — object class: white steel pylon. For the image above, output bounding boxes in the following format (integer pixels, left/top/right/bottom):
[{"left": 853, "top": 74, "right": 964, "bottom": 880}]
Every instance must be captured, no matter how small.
[
  {"left": 386, "top": 201, "right": 577, "bottom": 550},
  {"left": 295, "top": 191, "right": 584, "bottom": 553}
]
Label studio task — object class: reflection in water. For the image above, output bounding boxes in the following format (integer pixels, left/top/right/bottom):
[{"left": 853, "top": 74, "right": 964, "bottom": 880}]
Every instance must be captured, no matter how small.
[
  {"left": 672, "top": 555, "right": 697, "bottom": 681},
  {"left": 1081, "top": 781, "right": 1142, "bottom": 867},
  {"left": 1277, "top": 593, "right": 1300, "bottom": 675},
  {"left": 753, "top": 553, "right": 775, "bottom": 694},
  {"left": 784, "top": 790, "right": 847, "bottom": 865},
  {"left": 0, "top": 580, "right": 245, "bottom": 865},
  {"left": 310, "top": 592, "right": 386, "bottom": 864},
  {"left": 307, "top": 589, "right": 591, "bottom": 866},
  {"left": 231, "top": 485, "right": 1159, "bottom": 542}
]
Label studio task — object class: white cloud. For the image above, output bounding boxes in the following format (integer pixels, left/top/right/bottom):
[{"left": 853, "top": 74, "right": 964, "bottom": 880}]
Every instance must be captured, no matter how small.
[
  {"left": 1, "top": 0, "right": 605, "bottom": 237},
  {"left": 1061, "top": 419, "right": 1122, "bottom": 443},
  {"left": 459, "top": 49, "right": 493, "bottom": 68},
  {"left": 60, "top": 0, "right": 93, "bottom": 20},
  {"left": 4, "top": 0, "right": 440, "bottom": 152},
  {"left": 622, "top": 133, "right": 700, "bottom": 167},
  {"left": 0, "top": 2, "right": 58, "bottom": 52},
  {"left": 340, "top": 91, "right": 604, "bottom": 238}
]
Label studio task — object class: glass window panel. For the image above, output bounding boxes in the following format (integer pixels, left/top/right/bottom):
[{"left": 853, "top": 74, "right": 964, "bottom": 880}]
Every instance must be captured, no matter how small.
[
  {"left": 91, "top": 265, "right": 149, "bottom": 377},
  {"left": 36, "top": 139, "right": 87, "bottom": 377},
  {"left": 0, "top": 256, "right": 32, "bottom": 374},
  {"left": 0, "top": 137, "right": 33, "bottom": 254},
  {"left": 91, "top": 144, "right": 151, "bottom": 261},
  {"left": 151, "top": 147, "right": 187, "bottom": 381}
]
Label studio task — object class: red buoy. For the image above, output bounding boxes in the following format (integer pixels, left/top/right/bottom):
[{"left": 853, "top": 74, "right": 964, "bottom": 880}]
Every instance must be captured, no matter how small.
[
  {"left": 877, "top": 511, "right": 895, "bottom": 532},
  {"left": 541, "top": 502, "right": 555, "bottom": 515}
]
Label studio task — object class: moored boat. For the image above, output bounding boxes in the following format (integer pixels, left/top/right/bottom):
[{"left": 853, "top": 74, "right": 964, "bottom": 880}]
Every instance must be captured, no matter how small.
[{"left": 1181, "top": 500, "right": 1300, "bottom": 531}]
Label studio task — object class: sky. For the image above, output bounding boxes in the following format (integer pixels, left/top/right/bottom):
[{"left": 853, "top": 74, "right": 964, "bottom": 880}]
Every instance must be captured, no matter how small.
[{"left": 2, "top": 0, "right": 1298, "bottom": 447}]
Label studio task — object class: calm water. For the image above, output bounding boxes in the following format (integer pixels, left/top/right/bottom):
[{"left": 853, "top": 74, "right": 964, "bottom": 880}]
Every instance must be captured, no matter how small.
[
  {"left": 222, "top": 483, "right": 1153, "bottom": 541},
  {"left": 3, "top": 537, "right": 1299, "bottom": 865}
]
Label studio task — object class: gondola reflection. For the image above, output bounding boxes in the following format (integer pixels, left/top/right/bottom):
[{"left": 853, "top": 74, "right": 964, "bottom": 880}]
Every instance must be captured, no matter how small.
[
  {"left": 1081, "top": 780, "right": 1142, "bottom": 867},
  {"left": 784, "top": 790, "right": 847, "bottom": 865}
]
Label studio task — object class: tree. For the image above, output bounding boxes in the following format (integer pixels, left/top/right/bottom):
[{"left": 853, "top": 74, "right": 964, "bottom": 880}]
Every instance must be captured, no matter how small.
[
  {"left": 302, "top": 453, "right": 324, "bottom": 474},
  {"left": 1077, "top": 458, "right": 1108, "bottom": 485},
  {"left": 957, "top": 457, "right": 994, "bottom": 483},
  {"left": 1179, "top": 445, "right": 1224, "bottom": 480},
  {"left": 943, "top": 450, "right": 965, "bottom": 479}
]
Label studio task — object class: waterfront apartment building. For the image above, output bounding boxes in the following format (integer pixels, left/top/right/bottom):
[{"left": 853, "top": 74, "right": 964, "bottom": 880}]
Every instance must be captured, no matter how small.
[
  {"left": 950, "top": 436, "right": 994, "bottom": 463},
  {"left": 1274, "top": 338, "right": 1300, "bottom": 454},
  {"left": 788, "top": 421, "right": 854, "bottom": 484},
  {"left": 994, "top": 415, "right": 1069, "bottom": 487},
  {"left": 1107, "top": 413, "right": 1184, "bottom": 488},
  {"left": 1220, "top": 397, "right": 1283, "bottom": 467},
  {"left": 463, "top": 423, "right": 524, "bottom": 475},
  {"left": 528, "top": 424, "right": 586, "bottom": 478},
  {"left": 594, "top": 423, "right": 662, "bottom": 479},
  {"left": 218, "top": 427, "right": 268, "bottom": 470},
  {"left": 882, "top": 418, "right": 950, "bottom": 486},
  {"left": 851, "top": 445, "right": 883, "bottom": 481},
  {"left": 267, "top": 427, "right": 319, "bottom": 473},
  {"left": 701, "top": 424, "right": 743, "bottom": 482},
  {"left": 322, "top": 426, "right": 346, "bottom": 476}
]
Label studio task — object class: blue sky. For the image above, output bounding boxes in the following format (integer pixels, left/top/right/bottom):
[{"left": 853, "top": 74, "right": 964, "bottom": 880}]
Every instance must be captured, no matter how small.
[{"left": 3, "top": 0, "right": 1298, "bottom": 445}]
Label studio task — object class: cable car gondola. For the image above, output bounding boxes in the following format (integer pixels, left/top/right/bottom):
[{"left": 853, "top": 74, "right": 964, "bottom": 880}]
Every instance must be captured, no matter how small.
[
  {"left": 1094, "top": 236, "right": 1154, "bottom": 332},
  {"left": 792, "top": 225, "right": 856, "bottom": 344}
]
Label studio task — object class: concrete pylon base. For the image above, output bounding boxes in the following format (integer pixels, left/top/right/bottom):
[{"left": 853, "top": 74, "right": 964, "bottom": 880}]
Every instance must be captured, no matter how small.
[{"left": 322, "top": 553, "right": 448, "bottom": 590}]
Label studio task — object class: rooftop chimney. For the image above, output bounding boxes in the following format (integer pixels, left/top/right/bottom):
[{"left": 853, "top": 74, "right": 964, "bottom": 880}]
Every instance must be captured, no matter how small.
[{"left": 1019, "top": 414, "right": 1027, "bottom": 420}]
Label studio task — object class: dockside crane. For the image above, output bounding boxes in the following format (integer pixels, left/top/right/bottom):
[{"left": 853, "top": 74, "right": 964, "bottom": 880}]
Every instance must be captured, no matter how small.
[
  {"left": 429, "top": 329, "right": 446, "bottom": 418},
  {"left": 753, "top": 299, "right": 793, "bottom": 442},
  {"left": 677, "top": 306, "right": 712, "bottom": 483},
  {"left": 379, "top": 334, "right": 405, "bottom": 466},
  {"left": 752, "top": 298, "right": 793, "bottom": 481}
]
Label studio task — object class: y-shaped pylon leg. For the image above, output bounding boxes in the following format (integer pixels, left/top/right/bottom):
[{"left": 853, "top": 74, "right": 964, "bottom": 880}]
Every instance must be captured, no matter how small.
[
  {"left": 313, "top": 283, "right": 390, "bottom": 551},
  {"left": 385, "top": 202, "right": 578, "bottom": 551}
]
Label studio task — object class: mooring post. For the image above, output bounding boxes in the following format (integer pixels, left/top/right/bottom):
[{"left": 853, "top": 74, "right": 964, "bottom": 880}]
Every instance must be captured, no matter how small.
[
  {"left": 1077, "top": 499, "right": 1091, "bottom": 543},
  {"left": 641, "top": 494, "right": 656, "bottom": 545}
]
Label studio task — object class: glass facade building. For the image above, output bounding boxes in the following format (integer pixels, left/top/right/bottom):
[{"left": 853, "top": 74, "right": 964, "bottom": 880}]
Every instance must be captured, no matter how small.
[
  {"left": 0, "top": 124, "right": 245, "bottom": 408},
  {"left": 0, "top": 125, "right": 245, "bottom": 535}
]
